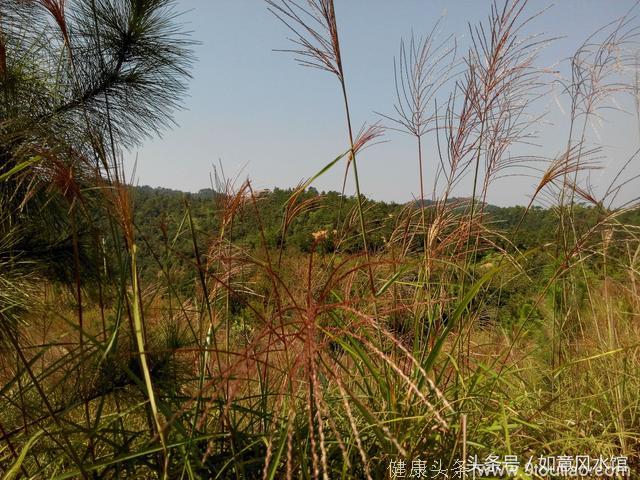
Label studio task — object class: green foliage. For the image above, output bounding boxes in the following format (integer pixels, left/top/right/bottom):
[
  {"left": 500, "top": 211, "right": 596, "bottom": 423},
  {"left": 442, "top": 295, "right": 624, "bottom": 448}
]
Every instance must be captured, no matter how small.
[{"left": 2, "top": 0, "right": 640, "bottom": 478}]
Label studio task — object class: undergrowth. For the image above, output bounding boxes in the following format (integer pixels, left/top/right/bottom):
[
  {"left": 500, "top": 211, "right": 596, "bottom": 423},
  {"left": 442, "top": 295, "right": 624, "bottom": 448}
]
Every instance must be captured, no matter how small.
[{"left": 1, "top": 0, "right": 639, "bottom": 478}]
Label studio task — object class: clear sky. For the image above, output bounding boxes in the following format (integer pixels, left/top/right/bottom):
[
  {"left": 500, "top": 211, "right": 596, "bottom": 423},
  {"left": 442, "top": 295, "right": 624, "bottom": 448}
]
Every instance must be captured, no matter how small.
[{"left": 126, "top": 0, "right": 640, "bottom": 206}]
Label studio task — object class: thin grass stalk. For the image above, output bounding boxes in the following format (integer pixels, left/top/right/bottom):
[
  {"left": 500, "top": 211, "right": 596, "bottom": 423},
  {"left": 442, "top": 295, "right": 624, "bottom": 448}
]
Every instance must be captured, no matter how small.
[
  {"left": 5, "top": 330, "right": 89, "bottom": 478},
  {"left": 326, "top": 3, "right": 393, "bottom": 408},
  {"left": 182, "top": 199, "right": 226, "bottom": 477},
  {"left": 0, "top": 421, "right": 29, "bottom": 478},
  {"left": 130, "top": 242, "right": 168, "bottom": 466}
]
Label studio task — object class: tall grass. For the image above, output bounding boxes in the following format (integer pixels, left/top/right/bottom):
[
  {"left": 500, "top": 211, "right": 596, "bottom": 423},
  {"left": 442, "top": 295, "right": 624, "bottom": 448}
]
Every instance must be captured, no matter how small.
[{"left": 1, "top": 0, "right": 640, "bottom": 478}]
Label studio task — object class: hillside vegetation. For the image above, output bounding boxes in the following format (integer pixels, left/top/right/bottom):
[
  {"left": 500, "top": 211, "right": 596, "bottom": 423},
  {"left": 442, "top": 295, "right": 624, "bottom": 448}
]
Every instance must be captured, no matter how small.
[{"left": 1, "top": 0, "right": 640, "bottom": 479}]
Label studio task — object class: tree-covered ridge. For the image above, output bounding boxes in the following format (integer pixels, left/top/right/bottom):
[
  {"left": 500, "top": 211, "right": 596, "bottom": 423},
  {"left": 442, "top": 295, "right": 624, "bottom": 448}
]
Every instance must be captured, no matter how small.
[{"left": 132, "top": 184, "right": 640, "bottom": 253}]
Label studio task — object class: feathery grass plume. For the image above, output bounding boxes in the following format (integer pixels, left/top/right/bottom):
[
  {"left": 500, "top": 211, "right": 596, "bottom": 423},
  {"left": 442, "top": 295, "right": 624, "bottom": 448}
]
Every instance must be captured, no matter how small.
[
  {"left": 38, "top": 0, "right": 69, "bottom": 45},
  {"left": 433, "top": 0, "right": 548, "bottom": 205},
  {"left": 394, "top": 1, "right": 549, "bottom": 366},
  {"left": 266, "top": 0, "right": 382, "bottom": 299},
  {"left": 549, "top": 7, "right": 640, "bottom": 369},
  {"left": 265, "top": 0, "right": 342, "bottom": 78},
  {"left": 379, "top": 26, "right": 457, "bottom": 139},
  {"left": 555, "top": 7, "right": 639, "bottom": 230},
  {"left": 378, "top": 27, "right": 457, "bottom": 253},
  {"left": 530, "top": 145, "right": 603, "bottom": 207},
  {"left": 465, "top": 0, "right": 548, "bottom": 215},
  {"left": 377, "top": 24, "right": 458, "bottom": 352}
]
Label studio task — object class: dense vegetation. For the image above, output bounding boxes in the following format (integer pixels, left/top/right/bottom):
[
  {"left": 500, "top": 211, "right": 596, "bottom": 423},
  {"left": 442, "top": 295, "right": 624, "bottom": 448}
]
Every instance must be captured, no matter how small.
[
  {"left": 133, "top": 184, "right": 640, "bottom": 257},
  {"left": 132, "top": 186, "right": 556, "bottom": 257},
  {"left": 1, "top": 0, "right": 640, "bottom": 479}
]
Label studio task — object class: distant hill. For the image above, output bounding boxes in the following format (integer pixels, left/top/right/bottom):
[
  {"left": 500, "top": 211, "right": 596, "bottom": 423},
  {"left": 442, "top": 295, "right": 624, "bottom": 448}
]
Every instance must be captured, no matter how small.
[{"left": 129, "top": 185, "right": 640, "bottom": 279}]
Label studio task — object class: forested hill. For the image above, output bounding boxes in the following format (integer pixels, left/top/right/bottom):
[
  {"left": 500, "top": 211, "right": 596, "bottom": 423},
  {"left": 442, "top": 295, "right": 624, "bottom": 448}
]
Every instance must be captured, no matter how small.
[{"left": 131, "top": 185, "right": 640, "bottom": 278}]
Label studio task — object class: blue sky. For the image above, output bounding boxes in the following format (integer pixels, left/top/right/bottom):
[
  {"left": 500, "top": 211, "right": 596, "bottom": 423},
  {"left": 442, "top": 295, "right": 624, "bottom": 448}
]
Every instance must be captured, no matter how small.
[{"left": 126, "top": 1, "right": 640, "bottom": 206}]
